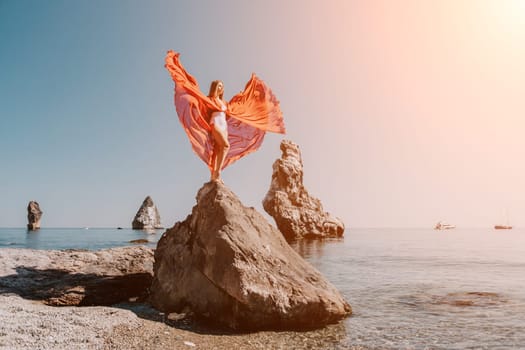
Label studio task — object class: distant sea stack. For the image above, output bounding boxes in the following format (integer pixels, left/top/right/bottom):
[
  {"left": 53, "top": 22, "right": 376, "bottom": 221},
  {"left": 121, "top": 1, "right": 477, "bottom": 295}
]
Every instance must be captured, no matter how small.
[
  {"left": 132, "top": 196, "right": 163, "bottom": 230},
  {"left": 263, "top": 140, "right": 345, "bottom": 240},
  {"left": 27, "top": 201, "right": 42, "bottom": 230},
  {"left": 150, "top": 181, "right": 350, "bottom": 330}
]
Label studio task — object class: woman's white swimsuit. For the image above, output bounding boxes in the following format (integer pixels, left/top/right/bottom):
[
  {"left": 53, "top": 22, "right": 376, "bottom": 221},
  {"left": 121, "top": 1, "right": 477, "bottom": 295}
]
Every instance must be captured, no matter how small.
[{"left": 211, "top": 100, "right": 227, "bottom": 131}]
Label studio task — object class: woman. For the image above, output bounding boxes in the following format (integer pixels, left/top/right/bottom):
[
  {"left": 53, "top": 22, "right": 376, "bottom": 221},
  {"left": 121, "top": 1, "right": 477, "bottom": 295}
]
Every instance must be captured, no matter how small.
[
  {"left": 164, "top": 50, "right": 286, "bottom": 182},
  {"left": 208, "top": 80, "right": 229, "bottom": 182}
]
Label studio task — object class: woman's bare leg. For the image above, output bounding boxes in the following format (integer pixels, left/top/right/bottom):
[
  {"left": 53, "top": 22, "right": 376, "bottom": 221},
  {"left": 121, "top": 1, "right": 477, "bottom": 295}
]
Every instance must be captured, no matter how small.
[
  {"left": 211, "top": 126, "right": 230, "bottom": 181},
  {"left": 217, "top": 132, "right": 230, "bottom": 175},
  {"left": 210, "top": 148, "right": 218, "bottom": 180}
]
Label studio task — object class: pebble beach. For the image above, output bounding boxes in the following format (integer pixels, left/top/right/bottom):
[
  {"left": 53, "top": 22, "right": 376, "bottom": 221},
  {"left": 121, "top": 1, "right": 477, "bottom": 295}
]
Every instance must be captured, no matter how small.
[{"left": 0, "top": 292, "right": 364, "bottom": 350}]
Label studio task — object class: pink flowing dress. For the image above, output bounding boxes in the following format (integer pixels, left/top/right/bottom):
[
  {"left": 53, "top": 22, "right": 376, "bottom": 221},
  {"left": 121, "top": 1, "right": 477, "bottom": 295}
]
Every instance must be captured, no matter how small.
[{"left": 164, "top": 51, "right": 286, "bottom": 170}]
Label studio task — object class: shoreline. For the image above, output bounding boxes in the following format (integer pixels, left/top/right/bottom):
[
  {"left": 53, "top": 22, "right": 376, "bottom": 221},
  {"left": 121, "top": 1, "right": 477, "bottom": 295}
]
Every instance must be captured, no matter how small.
[
  {"left": 0, "top": 292, "right": 363, "bottom": 350},
  {"left": 0, "top": 247, "right": 363, "bottom": 350}
]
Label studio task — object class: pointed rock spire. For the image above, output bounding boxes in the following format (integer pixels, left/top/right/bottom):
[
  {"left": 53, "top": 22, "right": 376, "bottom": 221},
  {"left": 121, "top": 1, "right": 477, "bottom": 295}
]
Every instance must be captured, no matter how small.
[
  {"left": 263, "top": 140, "right": 345, "bottom": 240},
  {"left": 27, "top": 201, "right": 42, "bottom": 230},
  {"left": 132, "top": 196, "right": 163, "bottom": 230}
]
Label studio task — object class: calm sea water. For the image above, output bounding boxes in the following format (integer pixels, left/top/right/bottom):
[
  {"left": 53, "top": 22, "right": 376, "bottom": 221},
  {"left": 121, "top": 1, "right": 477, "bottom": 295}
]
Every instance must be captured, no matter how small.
[
  {"left": 291, "top": 228, "right": 525, "bottom": 349},
  {"left": 0, "top": 228, "right": 162, "bottom": 250},
  {"left": 1, "top": 227, "right": 524, "bottom": 349}
]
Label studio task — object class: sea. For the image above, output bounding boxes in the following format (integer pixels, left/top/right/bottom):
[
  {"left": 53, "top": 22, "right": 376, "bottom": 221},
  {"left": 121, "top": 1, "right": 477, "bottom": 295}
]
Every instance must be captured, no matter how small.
[{"left": 1, "top": 227, "right": 524, "bottom": 349}]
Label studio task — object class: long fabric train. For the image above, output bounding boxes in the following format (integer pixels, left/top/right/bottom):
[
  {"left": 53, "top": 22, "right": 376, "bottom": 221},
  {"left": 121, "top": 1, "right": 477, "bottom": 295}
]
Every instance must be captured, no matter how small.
[{"left": 164, "top": 50, "right": 286, "bottom": 170}]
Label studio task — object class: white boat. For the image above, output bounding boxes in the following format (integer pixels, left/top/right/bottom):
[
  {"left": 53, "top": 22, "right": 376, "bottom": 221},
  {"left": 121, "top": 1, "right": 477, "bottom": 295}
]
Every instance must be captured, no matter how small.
[{"left": 434, "top": 221, "right": 456, "bottom": 230}]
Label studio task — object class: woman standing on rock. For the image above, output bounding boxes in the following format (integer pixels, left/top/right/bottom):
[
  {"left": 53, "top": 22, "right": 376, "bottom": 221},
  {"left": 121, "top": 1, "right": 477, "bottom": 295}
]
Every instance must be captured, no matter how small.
[
  {"left": 207, "top": 80, "right": 229, "bottom": 182},
  {"left": 164, "top": 50, "right": 286, "bottom": 182}
]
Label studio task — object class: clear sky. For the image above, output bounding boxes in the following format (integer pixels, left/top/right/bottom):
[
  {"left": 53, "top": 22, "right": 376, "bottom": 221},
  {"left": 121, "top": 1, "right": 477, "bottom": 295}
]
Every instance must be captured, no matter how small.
[{"left": 1, "top": 0, "right": 525, "bottom": 228}]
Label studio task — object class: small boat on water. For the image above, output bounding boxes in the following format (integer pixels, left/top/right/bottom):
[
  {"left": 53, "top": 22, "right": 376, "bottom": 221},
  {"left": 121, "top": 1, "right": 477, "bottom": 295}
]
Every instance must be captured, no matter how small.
[
  {"left": 495, "top": 209, "right": 512, "bottom": 230},
  {"left": 434, "top": 221, "right": 456, "bottom": 230}
]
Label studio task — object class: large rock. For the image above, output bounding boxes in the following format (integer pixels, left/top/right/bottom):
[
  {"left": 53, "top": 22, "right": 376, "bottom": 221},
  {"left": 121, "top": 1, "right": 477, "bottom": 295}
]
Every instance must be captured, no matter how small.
[
  {"left": 132, "top": 196, "right": 163, "bottom": 230},
  {"left": 0, "top": 246, "right": 154, "bottom": 306},
  {"left": 149, "top": 181, "right": 351, "bottom": 331},
  {"left": 263, "top": 140, "right": 345, "bottom": 240},
  {"left": 27, "top": 200, "right": 42, "bottom": 230}
]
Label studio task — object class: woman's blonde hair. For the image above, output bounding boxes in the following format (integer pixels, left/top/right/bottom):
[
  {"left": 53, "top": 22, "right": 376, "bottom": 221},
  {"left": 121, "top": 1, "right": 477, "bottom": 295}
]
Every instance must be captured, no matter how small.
[{"left": 208, "top": 80, "right": 224, "bottom": 99}]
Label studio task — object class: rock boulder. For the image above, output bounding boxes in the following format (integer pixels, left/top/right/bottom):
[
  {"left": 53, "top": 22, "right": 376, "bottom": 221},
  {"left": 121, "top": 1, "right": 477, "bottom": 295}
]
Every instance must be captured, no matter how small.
[
  {"left": 149, "top": 181, "right": 351, "bottom": 331},
  {"left": 0, "top": 246, "right": 154, "bottom": 306},
  {"left": 27, "top": 201, "right": 42, "bottom": 230},
  {"left": 132, "top": 196, "right": 163, "bottom": 230},
  {"left": 263, "top": 140, "right": 345, "bottom": 240}
]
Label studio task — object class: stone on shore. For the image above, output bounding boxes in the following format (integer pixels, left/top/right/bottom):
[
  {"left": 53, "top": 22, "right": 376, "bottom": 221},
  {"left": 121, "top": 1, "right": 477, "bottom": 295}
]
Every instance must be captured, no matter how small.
[
  {"left": 27, "top": 200, "right": 43, "bottom": 230},
  {"left": 263, "top": 140, "right": 345, "bottom": 240},
  {"left": 132, "top": 196, "right": 163, "bottom": 230},
  {"left": 149, "top": 181, "right": 351, "bottom": 331},
  {"left": 0, "top": 246, "right": 154, "bottom": 306},
  {"left": 130, "top": 238, "right": 149, "bottom": 244}
]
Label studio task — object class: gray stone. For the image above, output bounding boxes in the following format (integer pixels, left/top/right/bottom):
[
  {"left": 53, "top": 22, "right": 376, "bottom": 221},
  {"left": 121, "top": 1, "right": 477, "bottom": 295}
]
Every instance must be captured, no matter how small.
[
  {"left": 132, "top": 196, "right": 163, "bottom": 230},
  {"left": 263, "top": 140, "right": 345, "bottom": 240},
  {"left": 149, "top": 181, "right": 351, "bottom": 331}
]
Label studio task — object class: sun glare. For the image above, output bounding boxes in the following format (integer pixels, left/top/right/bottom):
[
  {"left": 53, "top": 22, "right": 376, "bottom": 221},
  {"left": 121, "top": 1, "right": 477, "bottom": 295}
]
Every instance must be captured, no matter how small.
[
  {"left": 484, "top": 0, "right": 525, "bottom": 30},
  {"left": 468, "top": 0, "right": 525, "bottom": 56}
]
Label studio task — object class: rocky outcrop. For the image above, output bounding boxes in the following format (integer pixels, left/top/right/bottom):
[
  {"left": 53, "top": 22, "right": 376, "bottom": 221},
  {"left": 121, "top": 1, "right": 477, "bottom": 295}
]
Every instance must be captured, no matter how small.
[
  {"left": 263, "top": 140, "right": 345, "bottom": 240},
  {"left": 149, "top": 181, "right": 351, "bottom": 331},
  {"left": 27, "top": 201, "right": 42, "bottom": 230},
  {"left": 0, "top": 246, "right": 154, "bottom": 306},
  {"left": 132, "top": 196, "right": 163, "bottom": 230},
  {"left": 130, "top": 238, "right": 149, "bottom": 244}
]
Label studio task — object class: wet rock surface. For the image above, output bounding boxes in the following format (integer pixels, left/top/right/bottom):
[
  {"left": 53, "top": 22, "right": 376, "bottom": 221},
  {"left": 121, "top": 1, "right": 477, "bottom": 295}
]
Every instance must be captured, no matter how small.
[
  {"left": 0, "top": 246, "right": 154, "bottom": 306},
  {"left": 132, "top": 196, "right": 163, "bottom": 230},
  {"left": 130, "top": 238, "right": 149, "bottom": 244},
  {"left": 149, "top": 181, "right": 351, "bottom": 331},
  {"left": 432, "top": 291, "right": 507, "bottom": 307},
  {"left": 263, "top": 140, "right": 345, "bottom": 240}
]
